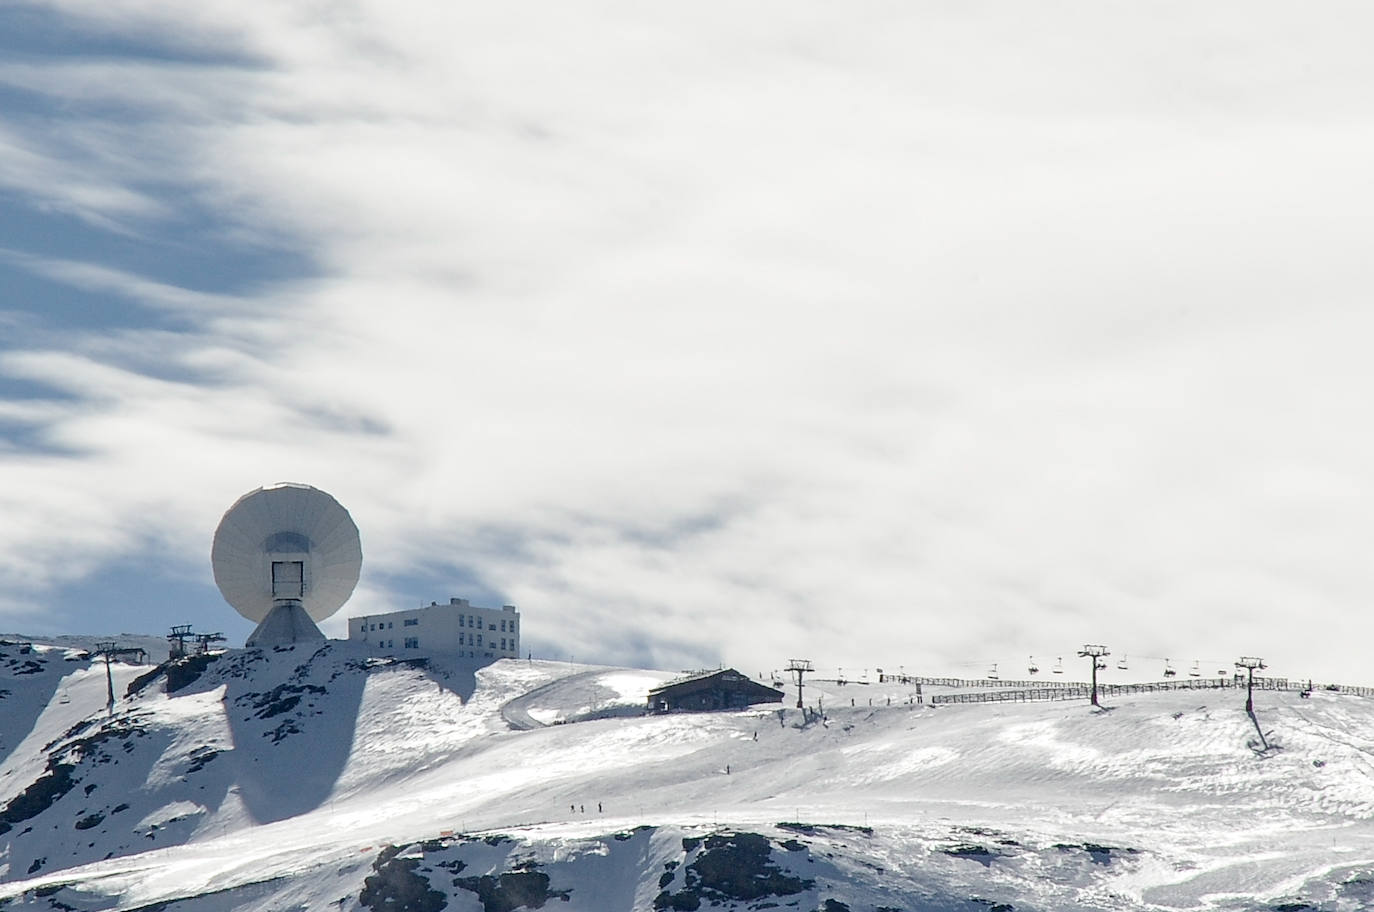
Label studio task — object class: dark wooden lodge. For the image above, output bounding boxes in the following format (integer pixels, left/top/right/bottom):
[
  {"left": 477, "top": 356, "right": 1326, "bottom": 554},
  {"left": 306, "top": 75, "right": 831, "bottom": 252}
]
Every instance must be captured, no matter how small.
[{"left": 648, "top": 668, "right": 785, "bottom": 713}]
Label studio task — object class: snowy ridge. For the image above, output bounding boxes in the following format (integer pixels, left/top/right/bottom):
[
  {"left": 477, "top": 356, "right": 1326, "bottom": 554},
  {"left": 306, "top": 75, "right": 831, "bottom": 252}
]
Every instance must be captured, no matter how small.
[{"left": 2, "top": 639, "right": 1374, "bottom": 910}]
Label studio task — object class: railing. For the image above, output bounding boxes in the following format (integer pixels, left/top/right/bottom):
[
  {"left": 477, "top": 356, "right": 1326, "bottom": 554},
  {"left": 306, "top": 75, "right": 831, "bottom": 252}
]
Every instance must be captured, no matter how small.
[
  {"left": 879, "top": 674, "right": 1085, "bottom": 689},
  {"left": 928, "top": 676, "right": 1374, "bottom": 705}
]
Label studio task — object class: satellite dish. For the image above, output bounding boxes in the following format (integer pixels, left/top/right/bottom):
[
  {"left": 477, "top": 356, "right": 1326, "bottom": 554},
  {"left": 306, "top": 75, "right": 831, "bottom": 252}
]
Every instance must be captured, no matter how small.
[{"left": 211, "top": 483, "right": 362, "bottom": 648}]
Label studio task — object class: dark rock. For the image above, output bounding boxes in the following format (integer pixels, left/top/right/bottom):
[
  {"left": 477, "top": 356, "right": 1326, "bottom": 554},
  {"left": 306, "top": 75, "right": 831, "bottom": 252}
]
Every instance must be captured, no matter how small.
[
  {"left": 359, "top": 845, "right": 447, "bottom": 912},
  {"left": 264, "top": 720, "right": 301, "bottom": 743},
  {"left": 454, "top": 871, "right": 570, "bottom": 912},
  {"left": 0, "top": 763, "right": 76, "bottom": 836},
  {"left": 125, "top": 664, "right": 167, "bottom": 698},
  {"left": 943, "top": 844, "right": 997, "bottom": 866},
  {"left": 236, "top": 681, "right": 327, "bottom": 721},
  {"left": 776, "top": 822, "right": 872, "bottom": 837},
  {"left": 653, "top": 889, "right": 700, "bottom": 911},
  {"left": 658, "top": 832, "right": 813, "bottom": 910},
  {"left": 186, "top": 748, "right": 221, "bottom": 774},
  {"left": 1053, "top": 842, "right": 1139, "bottom": 865}
]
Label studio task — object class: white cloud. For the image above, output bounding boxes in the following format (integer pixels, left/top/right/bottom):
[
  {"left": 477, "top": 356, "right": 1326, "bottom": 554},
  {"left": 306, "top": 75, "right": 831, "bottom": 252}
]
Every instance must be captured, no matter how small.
[{"left": 4, "top": 1, "right": 1374, "bottom": 680}]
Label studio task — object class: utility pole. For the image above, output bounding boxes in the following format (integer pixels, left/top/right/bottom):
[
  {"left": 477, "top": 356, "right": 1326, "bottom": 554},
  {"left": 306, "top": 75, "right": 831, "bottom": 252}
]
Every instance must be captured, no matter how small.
[
  {"left": 1236, "top": 656, "right": 1266, "bottom": 713},
  {"left": 1078, "top": 645, "right": 1110, "bottom": 707},
  {"left": 786, "top": 659, "right": 813, "bottom": 710}
]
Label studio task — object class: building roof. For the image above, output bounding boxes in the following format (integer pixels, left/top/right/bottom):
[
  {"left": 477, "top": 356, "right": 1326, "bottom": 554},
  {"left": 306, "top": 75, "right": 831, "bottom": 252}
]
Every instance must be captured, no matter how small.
[{"left": 648, "top": 668, "right": 783, "bottom": 699}]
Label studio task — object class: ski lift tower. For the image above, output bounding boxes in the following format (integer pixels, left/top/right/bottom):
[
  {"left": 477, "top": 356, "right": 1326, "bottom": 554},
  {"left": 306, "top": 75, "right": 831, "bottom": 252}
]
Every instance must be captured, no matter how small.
[
  {"left": 194, "top": 632, "right": 227, "bottom": 654},
  {"left": 92, "top": 641, "right": 148, "bottom": 715},
  {"left": 1236, "top": 656, "right": 1266, "bottom": 713},
  {"left": 786, "top": 658, "right": 813, "bottom": 710},
  {"left": 167, "top": 625, "right": 194, "bottom": 660},
  {"left": 1077, "top": 645, "right": 1110, "bottom": 707}
]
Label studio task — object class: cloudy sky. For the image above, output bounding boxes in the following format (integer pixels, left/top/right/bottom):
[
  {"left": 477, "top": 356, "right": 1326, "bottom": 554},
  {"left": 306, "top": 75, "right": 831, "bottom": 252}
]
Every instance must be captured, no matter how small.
[{"left": 3, "top": 1, "right": 1374, "bottom": 682}]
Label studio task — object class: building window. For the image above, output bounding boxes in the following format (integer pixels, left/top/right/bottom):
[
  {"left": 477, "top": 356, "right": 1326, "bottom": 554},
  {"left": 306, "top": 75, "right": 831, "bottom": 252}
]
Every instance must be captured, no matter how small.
[
  {"left": 500, "top": 638, "right": 506, "bottom": 650},
  {"left": 369, "top": 624, "right": 375, "bottom": 631},
  {"left": 476, "top": 634, "right": 482, "bottom": 646},
  {"left": 404, "top": 618, "right": 418, "bottom": 627},
  {"left": 387, "top": 622, "right": 393, "bottom": 629},
  {"left": 404, "top": 637, "right": 418, "bottom": 649}
]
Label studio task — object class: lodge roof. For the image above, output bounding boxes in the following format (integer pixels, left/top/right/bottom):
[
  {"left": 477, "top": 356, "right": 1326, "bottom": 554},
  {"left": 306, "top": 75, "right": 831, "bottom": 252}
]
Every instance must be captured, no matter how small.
[{"left": 648, "top": 667, "right": 783, "bottom": 700}]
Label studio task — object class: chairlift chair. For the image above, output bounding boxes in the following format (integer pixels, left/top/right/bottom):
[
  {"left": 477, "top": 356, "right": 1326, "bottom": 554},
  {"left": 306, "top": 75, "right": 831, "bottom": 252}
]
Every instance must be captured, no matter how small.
[
  {"left": 1028, "top": 656, "right": 1039, "bottom": 675},
  {"left": 1116, "top": 653, "right": 1129, "bottom": 671},
  {"left": 1189, "top": 660, "right": 1201, "bottom": 677},
  {"left": 1052, "top": 657, "right": 1064, "bottom": 674},
  {"left": 987, "top": 663, "right": 999, "bottom": 680},
  {"left": 1163, "top": 659, "right": 1176, "bottom": 677}
]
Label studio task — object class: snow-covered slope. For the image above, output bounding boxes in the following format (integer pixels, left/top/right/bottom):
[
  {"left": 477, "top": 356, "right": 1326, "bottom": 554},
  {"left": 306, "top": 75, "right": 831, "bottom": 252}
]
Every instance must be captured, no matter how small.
[{"left": 3, "top": 639, "right": 1374, "bottom": 911}]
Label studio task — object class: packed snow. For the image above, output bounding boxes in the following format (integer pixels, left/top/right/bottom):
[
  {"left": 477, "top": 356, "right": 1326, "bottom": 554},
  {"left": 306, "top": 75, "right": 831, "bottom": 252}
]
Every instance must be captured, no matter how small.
[{"left": 2, "top": 638, "right": 1374, "bottom": 910}]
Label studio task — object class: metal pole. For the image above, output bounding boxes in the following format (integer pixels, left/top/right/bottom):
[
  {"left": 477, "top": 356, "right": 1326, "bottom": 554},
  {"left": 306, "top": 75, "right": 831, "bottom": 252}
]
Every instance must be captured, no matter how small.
[
  {"left": 1236, "top": 657, "right": 1265, "bottom": 713},
  {"left": 1078, "top": 645, "right": 1109, "bottom": 707},
  {"left": 103, "top": 652, "right": 114, "bottom": 715}
]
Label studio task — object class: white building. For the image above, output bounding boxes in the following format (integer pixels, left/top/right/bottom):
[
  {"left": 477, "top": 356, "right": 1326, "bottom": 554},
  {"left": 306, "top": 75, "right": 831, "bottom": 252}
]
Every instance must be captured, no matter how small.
[{"left": 348, "top": 597, "right": 521, "bottom": 660}]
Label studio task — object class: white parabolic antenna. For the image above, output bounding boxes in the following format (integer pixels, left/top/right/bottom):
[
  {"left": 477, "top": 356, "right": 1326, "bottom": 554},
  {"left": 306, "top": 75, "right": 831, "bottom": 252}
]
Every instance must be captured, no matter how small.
[{"left": 211, "top": 483, "right": 362, "bottom": 647}]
